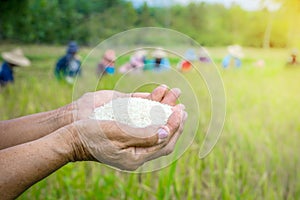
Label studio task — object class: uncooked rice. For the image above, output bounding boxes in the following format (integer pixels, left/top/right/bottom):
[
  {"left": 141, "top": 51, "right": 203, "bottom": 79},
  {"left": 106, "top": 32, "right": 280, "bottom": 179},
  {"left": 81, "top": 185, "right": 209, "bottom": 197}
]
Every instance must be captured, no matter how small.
[{"left": 91, "top": 97, "right": 173, "bottom": 128}]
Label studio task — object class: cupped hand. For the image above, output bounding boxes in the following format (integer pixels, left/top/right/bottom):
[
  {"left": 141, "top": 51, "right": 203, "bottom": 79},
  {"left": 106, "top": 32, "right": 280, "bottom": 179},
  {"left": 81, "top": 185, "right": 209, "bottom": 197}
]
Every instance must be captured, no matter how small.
[
  {"left": 68, "top": 104, "right": 187, "bottom": 171},
  {"left": 71, "top": 85, "right": 181, "bottom": 121}
]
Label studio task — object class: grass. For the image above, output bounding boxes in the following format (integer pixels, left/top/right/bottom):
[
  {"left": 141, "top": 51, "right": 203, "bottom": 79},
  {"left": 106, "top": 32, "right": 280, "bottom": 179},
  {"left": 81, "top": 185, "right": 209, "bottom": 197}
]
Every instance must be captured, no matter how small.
[{"left": 1, "top": 44, "right": 300, "bottom": 199}]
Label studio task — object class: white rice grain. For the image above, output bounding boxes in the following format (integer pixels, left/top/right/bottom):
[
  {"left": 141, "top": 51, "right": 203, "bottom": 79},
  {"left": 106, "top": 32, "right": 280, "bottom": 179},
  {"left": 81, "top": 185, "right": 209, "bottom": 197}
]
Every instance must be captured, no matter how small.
[{"left": 91, "top": 97, "right": 173, "bottom": 128}]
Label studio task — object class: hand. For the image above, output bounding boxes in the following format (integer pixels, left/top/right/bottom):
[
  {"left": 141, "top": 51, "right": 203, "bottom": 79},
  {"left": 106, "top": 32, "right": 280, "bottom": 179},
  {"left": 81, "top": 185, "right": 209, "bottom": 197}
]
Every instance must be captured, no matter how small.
[
  {"left": 65, "top": 86, "right": 185, "bottom": 170},
  {"left": 71, "top": 85, "right": 182, "bottom": 121},
  {"left": 67, "top": 103, "right": 187, "bottom": 171}
]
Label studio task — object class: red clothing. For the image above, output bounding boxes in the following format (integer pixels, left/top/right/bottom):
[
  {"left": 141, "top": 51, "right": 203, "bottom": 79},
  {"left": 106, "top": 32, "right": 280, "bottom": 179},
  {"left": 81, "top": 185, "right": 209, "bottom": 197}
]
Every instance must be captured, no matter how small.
[{"left": 181, "top": 61, "right": 192, "bottom": 72}]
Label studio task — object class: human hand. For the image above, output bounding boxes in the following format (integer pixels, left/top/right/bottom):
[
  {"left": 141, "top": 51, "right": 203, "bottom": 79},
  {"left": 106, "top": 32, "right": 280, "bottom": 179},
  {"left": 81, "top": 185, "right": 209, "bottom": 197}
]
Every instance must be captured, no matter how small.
[{"left": 66, "top": 103, "right": 187, "bottom": 171}]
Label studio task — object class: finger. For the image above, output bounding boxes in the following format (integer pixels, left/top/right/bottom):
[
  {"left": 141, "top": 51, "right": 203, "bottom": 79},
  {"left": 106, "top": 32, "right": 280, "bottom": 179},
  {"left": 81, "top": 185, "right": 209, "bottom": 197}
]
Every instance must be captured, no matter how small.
[
  {"left": 148, "top": 84, "right": 169, "bottom": 102},
  {"left": 131, "top": 92, "right": 150, "bottom": 99},
  {"left": 162, "top": 120, "right": 185, "bottom": 154},
  {"left": 161, "top": 88, "right": 181, "bottom": 106},
  {"left": 155, "top": 111, "right": 187, "bottom": 157},
  {"left": 131, "top": 84, "right": 169, "bottom": 101},
  {"left": 151, "top": 130, "right": 182, "bottom": 160},
  {"left": 135, "top": 109, "right": 186, "bottom": 156},
  {"left": 149, "top": 111, "right": 187, "bottom": 158},
  {"left": 163, "top": 104, "right": 184, "bottom": 137},
  {"left": 127, "top": 84, "right": 169, "bottom": 100},
  {"left": 134, "top": 106, "right": 184, "bottom": 153},
  {"left": 140, "top": 119, "right": 185, "bottom": 162}
]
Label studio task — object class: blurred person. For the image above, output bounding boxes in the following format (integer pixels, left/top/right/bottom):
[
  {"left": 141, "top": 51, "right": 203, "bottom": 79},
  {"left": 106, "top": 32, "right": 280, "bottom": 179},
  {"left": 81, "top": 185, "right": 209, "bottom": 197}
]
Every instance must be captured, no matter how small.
[
  {"left": 0, "top": 85, "right": 187, "bottom": 199},
  {"left": 0, "top": 48, "right": 30, "bottom": 87},
  {"left": 199, "top": 47, "right": 211, "bottom": 63},
  {"left": 177, "top": 49, "right": 197, "bottom": 72},
  {"left": 54, "top": 41, "right": 81, "bottom": 84},
  {"left": 119, "top": 50, "right": 147, "bottom": 74},
  {"left": 185, "top": 49, "right": 197, "bottom": 62},
  {"left": 144, "top": 48, "right": 170, "bottom": 72},
  {"left": 222, "top": 45, "right": 244, "bottom": 68},
  {"left": 97, "top": 49, "right": 116, "bottom": 75},
  {"left": 177, "top": 60, "right": 192, "bottom": 72}
]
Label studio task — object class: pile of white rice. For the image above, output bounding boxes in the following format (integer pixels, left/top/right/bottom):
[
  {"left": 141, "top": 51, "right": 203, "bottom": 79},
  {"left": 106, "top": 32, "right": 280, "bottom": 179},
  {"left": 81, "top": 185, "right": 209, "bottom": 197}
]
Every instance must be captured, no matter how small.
[{"left": 91, "top": 97, "right": 173, "bottom": 128}]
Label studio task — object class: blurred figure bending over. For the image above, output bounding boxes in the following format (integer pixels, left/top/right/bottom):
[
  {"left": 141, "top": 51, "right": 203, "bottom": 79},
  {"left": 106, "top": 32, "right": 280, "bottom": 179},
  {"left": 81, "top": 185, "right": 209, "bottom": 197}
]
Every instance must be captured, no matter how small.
[
  {"left": 144, "top": 48, "right": 170, "bottom": 72},
  {"left": 222, "top": 45, "right": 244, "bottom": 69},
  {"left": 177, "top": 49, "right": 197, "bottom": 72},
  {"left": 54, "top": 41, "right": 81, "bottom": 84},
  {"left": 97, "top": 50, "right": 116, "bottom": 75},
  {"left": 0, "top": 48, "right": 30, "bottom": 87},
  {"left": 119, "top": 50, "right": 147, "bottom": 74}
]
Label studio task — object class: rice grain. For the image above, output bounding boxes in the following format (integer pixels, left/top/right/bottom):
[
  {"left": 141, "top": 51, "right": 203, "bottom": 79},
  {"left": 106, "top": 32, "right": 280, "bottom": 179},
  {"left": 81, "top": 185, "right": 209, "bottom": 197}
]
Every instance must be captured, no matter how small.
[{"left": 91, "top": 97, "right": 173, "bottom": 128}]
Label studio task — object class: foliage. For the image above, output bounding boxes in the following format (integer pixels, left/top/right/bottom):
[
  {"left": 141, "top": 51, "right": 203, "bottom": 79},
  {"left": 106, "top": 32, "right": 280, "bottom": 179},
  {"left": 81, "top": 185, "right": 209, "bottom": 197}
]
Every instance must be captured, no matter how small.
[
  {"left": 0, "top": 0, "right": 295, "bottom": 47},
  {"left": 1, "top": 44, "right": 300, "bottom": 199}
]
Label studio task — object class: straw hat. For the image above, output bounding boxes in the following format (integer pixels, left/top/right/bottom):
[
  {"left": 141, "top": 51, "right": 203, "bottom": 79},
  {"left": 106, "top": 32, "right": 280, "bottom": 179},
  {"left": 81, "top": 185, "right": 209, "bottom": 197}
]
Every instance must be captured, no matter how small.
[
  {"left": 152, "top": 48, "right": 167, "bottom": 58},
  {"left": 2, "top": 48, "right": 31, "bottom": 67},
  {"left": 228, "top": 45, "right": 244, "bottom": 59},
  {"left": 130, "top": 50, "right": 147, "bottom": 66},
  {"left": 133, "top": 50, "right": 147, "bottom": 60}
]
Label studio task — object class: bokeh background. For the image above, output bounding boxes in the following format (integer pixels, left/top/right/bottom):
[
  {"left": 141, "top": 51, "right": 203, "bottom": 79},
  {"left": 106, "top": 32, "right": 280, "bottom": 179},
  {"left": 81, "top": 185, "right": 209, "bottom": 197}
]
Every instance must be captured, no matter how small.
[
  {"left": 1, "top": 0, "right": 300, "bottom": 199},
  {"left": 1, "top": 0, "right": 299, "bottom": 47}
]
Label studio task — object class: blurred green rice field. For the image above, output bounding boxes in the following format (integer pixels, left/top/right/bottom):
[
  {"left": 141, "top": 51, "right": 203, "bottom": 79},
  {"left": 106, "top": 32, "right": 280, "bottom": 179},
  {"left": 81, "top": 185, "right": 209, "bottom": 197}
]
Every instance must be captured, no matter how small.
[{"left": 1, "top": 44, "right": 300, "bottom": 199}]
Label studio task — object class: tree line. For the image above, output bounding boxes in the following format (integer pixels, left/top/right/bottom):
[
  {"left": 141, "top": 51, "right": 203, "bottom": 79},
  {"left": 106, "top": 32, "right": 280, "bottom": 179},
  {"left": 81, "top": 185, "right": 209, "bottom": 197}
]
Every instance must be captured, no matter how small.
[{"left": 0, "top": 0, "right": 295, "bottom": 47}]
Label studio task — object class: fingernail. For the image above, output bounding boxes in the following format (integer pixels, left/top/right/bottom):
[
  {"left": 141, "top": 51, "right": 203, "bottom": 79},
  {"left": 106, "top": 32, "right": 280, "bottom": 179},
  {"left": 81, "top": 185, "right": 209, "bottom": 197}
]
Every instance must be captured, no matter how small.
[
  {"left": 158, "top": 128, "right": 168, "bottom": 139},
  {"left": 160, "top": 84, "right": 168, "bottom": 89},
  {"left": 172, "top": 88, "right": 181, "bottom": 97}
]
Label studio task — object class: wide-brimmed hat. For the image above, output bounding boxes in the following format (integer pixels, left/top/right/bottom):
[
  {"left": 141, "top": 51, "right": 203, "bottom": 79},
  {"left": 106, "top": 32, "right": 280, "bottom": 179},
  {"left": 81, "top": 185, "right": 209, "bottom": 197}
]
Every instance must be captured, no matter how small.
[
  {"left": 152, "top": 48, "right": 167, "bottom": 58},
  {"left": 228, "top": 45, "right": 244, "bottom": 59},
  {"left": 130, "top": 50, "right": 147, "bottom": 66},
  {"left": 104, "top": 49, "right": 116, "bottom": 61},
  {"left": 133, "top": 50, "right": 147, "bottom": 59},
  {"left": 2, "top": 48, "right": 31, "bottom": 67}
]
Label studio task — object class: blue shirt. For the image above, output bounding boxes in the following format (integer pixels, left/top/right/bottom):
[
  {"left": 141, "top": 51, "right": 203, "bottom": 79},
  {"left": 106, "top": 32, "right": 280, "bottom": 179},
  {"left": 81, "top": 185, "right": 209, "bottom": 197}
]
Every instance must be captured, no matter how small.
[
  {"left": 54, "top": 54, "right": 81, "bottom": 80},
  {"left": 144, "top": 58, "right": 171, "bottom": 72},
  {"left": 222, "top": 55, "right": 242, "bottom": 68},
  {"left": 0, "top": 62, "right": 14, "bottom": 86}
]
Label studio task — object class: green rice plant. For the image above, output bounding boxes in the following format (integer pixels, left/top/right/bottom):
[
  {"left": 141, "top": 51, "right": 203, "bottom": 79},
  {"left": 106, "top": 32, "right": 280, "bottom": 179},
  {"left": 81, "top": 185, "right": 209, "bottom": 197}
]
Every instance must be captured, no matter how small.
[{"left": 1, "top": 44, "right": 300, "bottom": 199}]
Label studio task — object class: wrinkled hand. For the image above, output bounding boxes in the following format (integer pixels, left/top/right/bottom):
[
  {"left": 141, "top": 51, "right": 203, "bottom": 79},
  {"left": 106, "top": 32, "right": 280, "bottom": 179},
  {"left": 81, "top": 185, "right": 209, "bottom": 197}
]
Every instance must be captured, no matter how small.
[
  {"left": 71, "top": 85, "right": 182, "bottom": 121},
  {"left": 66, "top": 86, "right": 187, "bottom": 170},
  {"left": 69, "top": 104, "right": 187, "bottom": 170}
]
